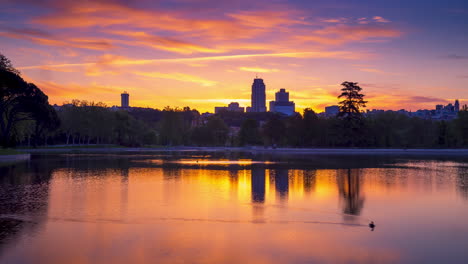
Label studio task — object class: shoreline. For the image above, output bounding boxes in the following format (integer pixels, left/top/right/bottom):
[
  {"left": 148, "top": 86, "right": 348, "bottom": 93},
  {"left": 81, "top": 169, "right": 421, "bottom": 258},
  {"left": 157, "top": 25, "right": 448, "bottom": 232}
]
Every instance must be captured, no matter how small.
[
  {"left": 20, "top": 146, "right": 468, "bottom": 156},
  {"left": 0, "top": 154, "right": 31, "bottom": 163}
]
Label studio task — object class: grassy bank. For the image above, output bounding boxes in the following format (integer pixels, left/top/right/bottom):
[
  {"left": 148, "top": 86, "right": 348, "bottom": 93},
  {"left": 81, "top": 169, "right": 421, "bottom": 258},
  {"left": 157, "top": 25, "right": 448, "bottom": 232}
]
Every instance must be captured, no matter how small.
[
  {"left": 19, "top": 146, "right": 468, "bottom": 156},
  {"left": 0, "top": 148, "right": 23, "bottom": 155}
]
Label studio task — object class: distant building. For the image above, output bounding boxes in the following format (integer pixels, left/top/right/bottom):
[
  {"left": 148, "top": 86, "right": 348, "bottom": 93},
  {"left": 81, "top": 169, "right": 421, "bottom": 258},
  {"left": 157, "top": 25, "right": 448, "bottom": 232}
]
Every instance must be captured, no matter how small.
[
  {"left": 121, "top": 91, "right": 129, "bottom": 108},
  {"left": 248, "top": 77, "right": 266, "bottom": 112},
  {"left": 325, "top": 105, "right": 340, "bottom": 116},
  {"left": 363, "top": 99, "right": 462, "bottom": 121},
  {"left": 269, "top": 88, "right": 295, "bottom": 116},
  {"left": 215, "top": 102, "right": 245, "bottom": 114}
]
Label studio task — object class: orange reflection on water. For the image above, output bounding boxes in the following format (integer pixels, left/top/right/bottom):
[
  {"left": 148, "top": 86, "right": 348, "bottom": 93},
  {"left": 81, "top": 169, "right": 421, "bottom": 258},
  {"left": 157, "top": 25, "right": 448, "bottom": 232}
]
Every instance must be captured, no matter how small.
[
  {"left": 1, "top": 159, "right": 468, "bottom": 264},
  {"left": 168, "top": 159, "right": 275, "bottom": 166}
]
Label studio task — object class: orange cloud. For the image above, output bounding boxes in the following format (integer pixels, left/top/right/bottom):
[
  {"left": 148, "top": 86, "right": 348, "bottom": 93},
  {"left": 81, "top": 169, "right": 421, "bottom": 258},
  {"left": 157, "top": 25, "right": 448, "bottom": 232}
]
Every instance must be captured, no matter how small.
[
  {"left": 34, "top": 80, "right": 119, "bottom": 98},
  {"left": 107, "top": 30, "right": 223, "bottom": 54},
  {"left": 228, "top": 10, "right": 308, "bottom": 28},
  {"left": 32, "top": 2, "right": 262, "bottom": 41},
  {"left": 298, "top": 24, "right": 402, "bottom": 45},
  {"left": 133, "top": 71, "right": 218, "bottom": 87},
  {"left": 18, "top": 51, "right": 366, "bottom": 71},
  {"left": 239, "top": 67, "right": 280, "bottom": 73},
  {"left": 373, "top": 16, "right": 390, "bottom": 23},
  {"left": 0, "top": 30, "right": 114, "bottom": 50},
  {"left": 358, "top": 68, "right": 386, "bottom": 74}
]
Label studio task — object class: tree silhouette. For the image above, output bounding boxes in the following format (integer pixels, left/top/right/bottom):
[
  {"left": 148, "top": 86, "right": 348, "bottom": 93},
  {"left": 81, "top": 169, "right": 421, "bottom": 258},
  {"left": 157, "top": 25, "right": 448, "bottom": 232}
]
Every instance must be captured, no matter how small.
[
  {"left": 262, "top": 115, "right": 286, "bottom": 146},
  {"left": 337, "top": 82, "right": 368, "bottom": 146},
  {"left": 0, "top": 65, "right": 57, "bottom": 147},
  {"left": 0, "top": 53, "right": 20, "bottom": 76},
  {"left": 338, "top": 81, "right": 367, "bottom": 118},
  {"left": 239, "top": 118, "right": 261, "bottom": 146}
]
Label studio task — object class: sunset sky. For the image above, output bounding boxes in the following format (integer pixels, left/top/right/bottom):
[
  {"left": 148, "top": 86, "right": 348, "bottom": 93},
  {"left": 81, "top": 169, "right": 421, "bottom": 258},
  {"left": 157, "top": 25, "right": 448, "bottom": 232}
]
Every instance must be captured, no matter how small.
[{"left": 1, "top": 0, "right": 467, "bottom": 113}]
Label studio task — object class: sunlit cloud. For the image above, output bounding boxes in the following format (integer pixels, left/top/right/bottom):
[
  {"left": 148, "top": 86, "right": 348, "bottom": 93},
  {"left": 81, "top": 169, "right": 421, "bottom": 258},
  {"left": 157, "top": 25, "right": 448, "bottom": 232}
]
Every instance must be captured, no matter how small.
[
  {"left": 106, "top": 30, "right": 223, "bottom": 54},
  {"left": 1, "top": 0, "right": 464, "bottom": 113},
  {"left": 239, "top": 67, "right": 280, "bottom": 73},
  {"left": 31, "top": 1, "right": 266, "bottom": 40},
  {"left": 0, "top": 29, "right": 115, "bottom": 50},
  {"left": 33, "top": 80, "right": 121, "bottom": 99},
  {"left": 227, "top": 10, "right": 308, "bottom": 28},
  {"left": 298, "top": 24, "right": 402, "bottom": 45},
  {"left": 322, "top": 18, "right": 348, "bottom": 23},
  {"left": 182, "top": 98, "right": 250, "bottom": 105},
  {"left": 358, "top": 68, "right": 386, "bottom": 74},
  {"left": 373, "top": 16, "right": 390, "bottom": 23},
  {"left": 18, "top": 51, "right": 365, "bottom": 70},
  {"left": 133, "top": 71, "right": 217, "bottom": 87},
  {"left": 357, "top": 67, "right": 401, "bottom": 76}
]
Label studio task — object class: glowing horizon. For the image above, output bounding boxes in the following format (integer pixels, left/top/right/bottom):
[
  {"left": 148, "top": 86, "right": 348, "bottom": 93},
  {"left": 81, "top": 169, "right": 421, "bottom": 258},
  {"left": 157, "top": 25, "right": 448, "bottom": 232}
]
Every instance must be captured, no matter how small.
[{"left": 1, "top": 0, "right": 467, "bottom": 113}]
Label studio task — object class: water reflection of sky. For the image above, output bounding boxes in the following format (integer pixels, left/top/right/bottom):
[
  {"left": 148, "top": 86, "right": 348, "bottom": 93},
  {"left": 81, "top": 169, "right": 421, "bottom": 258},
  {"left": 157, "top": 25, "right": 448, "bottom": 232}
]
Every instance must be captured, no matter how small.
[{"left": 0, "top": 155, "right": 468, "bottom": 263}]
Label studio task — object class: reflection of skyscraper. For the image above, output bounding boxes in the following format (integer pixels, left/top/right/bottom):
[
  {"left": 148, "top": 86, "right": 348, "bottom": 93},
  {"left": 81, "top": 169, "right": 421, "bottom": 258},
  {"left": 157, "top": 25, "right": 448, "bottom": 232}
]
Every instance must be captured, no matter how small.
[
  {"left": 251, "top": 168, "right": 266, "bottom": 203},
  {"left": 272, "top": 169, "right": 289, "bottom": 201},
  {"left": 249, "top": 78, "right": 266, "bottom": 112},
  {"left": 337, "top": 169, "right": 365, "bottom": 216},
  {"left": 229, "top": 170, "right": 239, "bottom": 193},
  {"left": 303, "top": 170, "right": 317, "bottom": 194}
]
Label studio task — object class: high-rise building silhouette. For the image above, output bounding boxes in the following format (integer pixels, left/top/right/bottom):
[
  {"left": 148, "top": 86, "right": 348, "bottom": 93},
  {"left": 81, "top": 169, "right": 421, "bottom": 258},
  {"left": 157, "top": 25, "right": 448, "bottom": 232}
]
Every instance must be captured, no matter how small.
[
  {"left": 121, "top": 91, "right": 129, "bottom": 108},
  {"left": 455, "top": 99, "right": 460, "bottom": 112},
  {"left": 249, "top": 77, "right": 266, "bottom": 112},
  {"left": 214, "top": 102, "right": 245, "bottom": 114},
  {"left": 325, "top": 105, "right": 340, "bottom": 116},
  {"left": 269, "top": 88, "right": 295, "bottom": 116}
]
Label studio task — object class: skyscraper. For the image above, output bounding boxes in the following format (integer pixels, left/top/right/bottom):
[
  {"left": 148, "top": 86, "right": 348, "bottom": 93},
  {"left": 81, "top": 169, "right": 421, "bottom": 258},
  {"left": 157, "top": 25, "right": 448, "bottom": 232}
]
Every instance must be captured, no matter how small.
[
  {"left": 250, "top": 78, "right": 266, "bottom": 112},
  {"left": 269, "top": 88, "right": 295, "bottom": 116},
  {"left": 455, "top": 99, "right": 460, "bottom": 112},
  {"left": 121, "top": 91, "right": 129, "bottom": 108}
]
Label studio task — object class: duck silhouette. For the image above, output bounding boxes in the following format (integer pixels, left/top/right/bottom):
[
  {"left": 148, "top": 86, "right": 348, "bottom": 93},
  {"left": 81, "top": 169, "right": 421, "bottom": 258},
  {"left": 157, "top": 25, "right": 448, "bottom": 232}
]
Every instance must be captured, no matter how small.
[{"left": 369, "top": 221, "right": 376, "bottom": 231}]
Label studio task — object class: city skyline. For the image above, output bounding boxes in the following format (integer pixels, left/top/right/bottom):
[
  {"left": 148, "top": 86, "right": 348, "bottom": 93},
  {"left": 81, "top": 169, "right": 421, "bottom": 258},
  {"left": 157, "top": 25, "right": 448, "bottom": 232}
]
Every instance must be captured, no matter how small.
[
  {"left": 1, "top": 0, "right": 467, "bottom": 113},
  {"left": 113, "top": 76, "right": 463, "bottom": 115}
]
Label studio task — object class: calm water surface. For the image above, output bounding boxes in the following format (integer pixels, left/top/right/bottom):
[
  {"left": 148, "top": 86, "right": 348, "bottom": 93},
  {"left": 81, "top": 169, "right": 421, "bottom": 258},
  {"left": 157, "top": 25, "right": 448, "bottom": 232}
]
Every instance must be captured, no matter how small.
[{"left": 1, "top": 152, "right": 468, "bottom": 264}]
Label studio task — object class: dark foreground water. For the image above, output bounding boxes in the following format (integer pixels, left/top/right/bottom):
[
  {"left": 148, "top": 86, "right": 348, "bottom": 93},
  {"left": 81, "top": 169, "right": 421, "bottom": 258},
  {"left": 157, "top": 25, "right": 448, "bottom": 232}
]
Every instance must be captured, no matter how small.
[{"left": 1, "top": 152, "right": 468, "bottom": 264}]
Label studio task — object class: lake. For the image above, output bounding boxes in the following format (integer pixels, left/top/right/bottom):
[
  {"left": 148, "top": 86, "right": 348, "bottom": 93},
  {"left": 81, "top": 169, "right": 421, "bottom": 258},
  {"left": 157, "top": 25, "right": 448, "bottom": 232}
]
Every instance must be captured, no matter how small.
[{"left": 1, "top": 152, "right": 468, "bottom": 264}]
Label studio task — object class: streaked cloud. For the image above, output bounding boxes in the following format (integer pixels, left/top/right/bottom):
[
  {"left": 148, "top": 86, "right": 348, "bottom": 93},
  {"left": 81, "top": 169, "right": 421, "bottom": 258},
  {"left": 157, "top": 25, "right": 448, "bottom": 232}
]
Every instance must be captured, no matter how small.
[
  {"left": 106, "top": 30, "right": 223, "bottom": 54},
  {"left": 18, "top": 51, "right": 365, "bottom": 70},
  {"left": 239, "top": 67, "right": 280, "bottom": 73},
  {"left": 299, "top": 24, "right": 402, "bottom": 45},
  {"left": 34, "top": 80, "right": 120, "bottom": 97},
  {"left": 373, "top": 16, "right": 390, "bottom": 23},
  {"left": 1, "top": 0, "right": 464, "bottom": 113},
  {"left": 358, "top": 68, "right": 386, "bottom": 74},
  {"left": 133, "top": 71, "right": 217, "bottom": 87},
  {"left": 0, "top": 28, "right": 115, "bottom": 50},
  {"left": 445, "top": 54, "right": 468, "bottom": 60}
]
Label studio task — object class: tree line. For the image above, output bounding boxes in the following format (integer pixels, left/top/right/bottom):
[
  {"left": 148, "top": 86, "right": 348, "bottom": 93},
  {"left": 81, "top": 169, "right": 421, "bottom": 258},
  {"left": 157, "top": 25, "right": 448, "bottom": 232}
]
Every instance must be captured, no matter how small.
[{"left": 2, "top": 53, "right": 468, "bottom": 148}]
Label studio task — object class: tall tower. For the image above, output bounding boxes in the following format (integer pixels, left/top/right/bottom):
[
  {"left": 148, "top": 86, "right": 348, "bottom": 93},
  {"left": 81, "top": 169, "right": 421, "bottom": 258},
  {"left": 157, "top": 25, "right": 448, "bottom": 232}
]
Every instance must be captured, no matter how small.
[
  {"left": 275, "top": 88, "right": 289, "bottom": 102},
  {"left": 455, "top": 99, "right": 460, "bottom": 112},
  {"left": 121, "top": 91, "right": 129, "bottom": 108},
  {"left": 251, "top": 77, "right": 266, "bottom": 112},
  {"left": 269, "top": 88, "right": 295, "bottom": 116}
]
